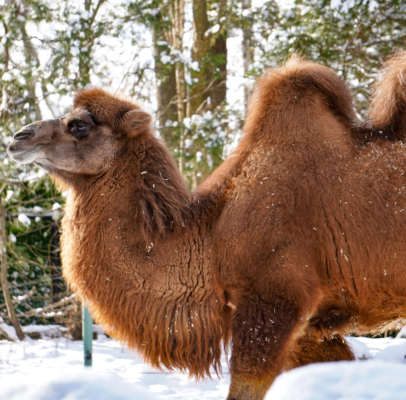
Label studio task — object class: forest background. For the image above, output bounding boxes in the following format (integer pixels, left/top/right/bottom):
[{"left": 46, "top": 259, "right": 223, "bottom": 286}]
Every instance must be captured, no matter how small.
[{"left": 0, "top": 0, "right": 405, "bottom": 340}]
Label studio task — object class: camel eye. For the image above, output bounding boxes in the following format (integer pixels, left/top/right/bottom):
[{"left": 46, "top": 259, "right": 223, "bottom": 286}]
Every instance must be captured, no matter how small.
[
  {"left": 70, "top": 124, "right": 89, "bottom": 139},
  {"left": 71, "top": 125, "right": 86, "bottom": 133}
]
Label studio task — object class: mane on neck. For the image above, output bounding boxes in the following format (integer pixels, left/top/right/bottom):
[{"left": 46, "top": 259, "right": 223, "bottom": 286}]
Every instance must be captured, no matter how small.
[{"left": 134, "top": 134, "right": 192, "bottom": 241}]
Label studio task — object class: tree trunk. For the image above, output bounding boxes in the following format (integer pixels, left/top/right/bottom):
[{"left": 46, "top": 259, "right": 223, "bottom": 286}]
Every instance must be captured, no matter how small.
[
  {"left": 76, "top": 0, "right": 106, "bottom": 88},
  {"left": 68, "top": 298, "right": 83, "bottom": 341},
  {"left": 190, "top": 0, "right": 227, "bottom": 114},
  {"left": 20, "top": 22, "right": 42, "bottom": 121},
  {"left": 242, "top": 0, "right": 254, "bottom": 112},
  {"left": 51, "top": 221, "right": 62, "bottom": 301},
  {"left": 153, "top": 27, "right": 179, "bottom": 147},
  {"left": 169, "top": 0, "right": 186, "bottom": 174},
  {"left": 0, "top": 202, "right": 25, "bottom": 341},
  {"left": 190, "top": 0, "right": 211, "bottom": 114},
  {"left": 208, "top": 34, "right": 227, "bottom": 110}
]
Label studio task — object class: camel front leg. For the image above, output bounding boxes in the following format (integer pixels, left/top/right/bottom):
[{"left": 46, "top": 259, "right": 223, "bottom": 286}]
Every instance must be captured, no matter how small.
[{"left": 226, "top": 297, "right": 301, "bottom": 400}]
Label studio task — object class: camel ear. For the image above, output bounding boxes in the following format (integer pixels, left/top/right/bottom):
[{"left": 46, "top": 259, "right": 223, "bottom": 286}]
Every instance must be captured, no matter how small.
[{"left": 117, "top": 108, "right": 153, "bottom": 137}]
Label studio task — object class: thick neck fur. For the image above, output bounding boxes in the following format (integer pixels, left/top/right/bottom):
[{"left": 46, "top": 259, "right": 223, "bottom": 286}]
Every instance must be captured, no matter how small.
[{"left": 59, "top": 135, "right": 230, "bottom": 378}]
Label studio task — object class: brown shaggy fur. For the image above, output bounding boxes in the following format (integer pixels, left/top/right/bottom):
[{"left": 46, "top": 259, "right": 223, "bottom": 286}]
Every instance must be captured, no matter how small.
[
  {"left": 8, "top": 55, "right": 406, "bottom": 399},
  {"left": 369, "top": 50, "right": 406, "bottom": 139},
  {"left": 285, "top": 331, "right": 354, "bottom": 371}
]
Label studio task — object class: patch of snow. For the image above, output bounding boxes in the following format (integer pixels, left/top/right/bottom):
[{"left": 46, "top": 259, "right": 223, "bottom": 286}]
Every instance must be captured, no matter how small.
[
  {"left": 2, "top": 330, "right": 406, "bottom": 399},
  {"left": 18, "top": 213, "right": 31, "bottom": 227},
  {"left": 266, "top": 361, "right": 406, "bottom": 400},
  {"left": 0, "top": 329, "right": 229, "bottom": 400},
  {"left": 2, "top": 369, "right": 154, "bottom": 400},
  {"left": 190, "top": 61, "right": 199, "bottom": 71},
  {"left": 5, "top": 190, "right": 13, "bottom": 202},
  {"left": 160, "top": 54, "right": 172, "bottom": 64},
  {"left": 142, "top": 8, "right": 159, "bottom": 17},
  {"left": 1, "top": 72, "right": 13, "bottom": 82},
  {"left": 356, "top": 93, "right": 368, "bottom": 102},
  {"left": 52, "top": 203, "right": 62, "bottom": 211},
  {"left": 183, "top": 117, "right": 191, "bottom": 129},
  {"left": 397, "top": 326, "right": 406, "bottom": 339},
  {"left": 207, "top": 153, "right": 213, "bottom": 169},
  {"left": 205, "top": 24, "right": 220, "bottom": 37},
  {"left": 0, "top": 318, "right": 18, "bottom": 341},
  {"left": 202, "top": 111, "right": 213, "bottom": 121},
  {"left": 81, "top": 10, "right": 91, "bottom": 20},
  {"left": 242, "top": 9, "right": 251, "bottom": 17},
  {"left": 191, "top": 114, "right": 203, "bottom": 126}
]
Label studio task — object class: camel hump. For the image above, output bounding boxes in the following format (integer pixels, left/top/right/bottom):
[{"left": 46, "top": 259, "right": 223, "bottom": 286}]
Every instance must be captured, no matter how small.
[
  {"left": 369, "top": 50, "right": 406, "bottom": 135},
  {"left": 243, "top": 54, "right": 357, "bottom": 141}
]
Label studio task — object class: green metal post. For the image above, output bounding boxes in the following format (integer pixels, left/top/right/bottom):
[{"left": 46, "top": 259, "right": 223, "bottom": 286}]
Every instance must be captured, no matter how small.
[{"left": 82, "top": 305, "right": 93, "bottom": 367}]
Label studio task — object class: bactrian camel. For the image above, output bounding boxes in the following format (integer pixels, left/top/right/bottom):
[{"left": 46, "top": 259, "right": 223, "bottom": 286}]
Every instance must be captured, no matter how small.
[{"left": 8, "top": 53, "right": 406, "bottom": 400}]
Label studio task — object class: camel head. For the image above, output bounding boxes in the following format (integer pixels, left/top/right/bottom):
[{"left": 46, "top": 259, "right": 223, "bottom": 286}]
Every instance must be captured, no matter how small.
[{"left": 7, "top": 88, "right": 153, "bottom": 177}]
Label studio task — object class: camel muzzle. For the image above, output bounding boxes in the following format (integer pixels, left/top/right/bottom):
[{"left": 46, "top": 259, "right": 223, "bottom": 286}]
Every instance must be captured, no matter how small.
[
  {"left": 7, "top": 122, "right": 50, "bottom": 165},
  {"left": 7, "top": 142, "right": 43, "bottom": 164},
  {"left": 8, "top": 130, "right": 42, "bottom": 165}
]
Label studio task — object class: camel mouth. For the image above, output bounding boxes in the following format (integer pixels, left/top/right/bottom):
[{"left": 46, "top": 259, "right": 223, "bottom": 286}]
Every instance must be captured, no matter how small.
[{"left": 7, "top": 144, "right": 43, "bottom": 165}]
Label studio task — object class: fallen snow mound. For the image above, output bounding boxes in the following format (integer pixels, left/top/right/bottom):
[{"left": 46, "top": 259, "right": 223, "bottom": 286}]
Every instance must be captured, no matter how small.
[
  {"left": 2, "top": 369, "right": 155, "bottom": 400},
  {"left": 266, "top": 361, "right": 406, "bottom": 400}
]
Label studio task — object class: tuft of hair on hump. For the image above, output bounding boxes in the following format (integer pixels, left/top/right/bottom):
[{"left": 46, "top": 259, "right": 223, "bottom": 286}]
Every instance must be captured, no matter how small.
[
  {"left": 369, "top": 50, "right": 406, "bottom": 136},
  {"left": 73, "top": 88, "right": 141, "bottom": 128},
  {"left": 243, "top": 54, "right": 357, "bottom": 141}
]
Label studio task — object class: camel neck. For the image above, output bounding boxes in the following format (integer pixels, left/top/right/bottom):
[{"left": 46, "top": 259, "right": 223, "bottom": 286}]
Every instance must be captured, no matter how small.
[
  {"left": 60, "top": 138, "right": 213, "bottom": 297},
  {"left": 60, "top": 158, "right": 224, "bottom": 377}
]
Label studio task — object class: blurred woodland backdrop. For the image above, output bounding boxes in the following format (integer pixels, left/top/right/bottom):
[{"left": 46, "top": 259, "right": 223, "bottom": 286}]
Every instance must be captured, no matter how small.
[{"left": 1, "top": 0, "right": 406, "bottom": 339}]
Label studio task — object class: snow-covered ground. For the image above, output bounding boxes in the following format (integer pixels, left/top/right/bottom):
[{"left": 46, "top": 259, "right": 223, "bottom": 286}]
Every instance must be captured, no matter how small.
[
  {"left": 268, "top": 361, "right": 406, "bottom": 400},
  {"left": 2, "top": 324, "right": 406, "bottom": 399},
  {"left": 1, "top": 325, "right": 230, "bottom": 400}
]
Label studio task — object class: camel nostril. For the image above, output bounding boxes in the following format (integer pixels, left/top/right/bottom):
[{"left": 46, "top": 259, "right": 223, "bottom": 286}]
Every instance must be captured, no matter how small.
[{"left": 13, "top": 130, "right": 31, "bottom": 141}]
